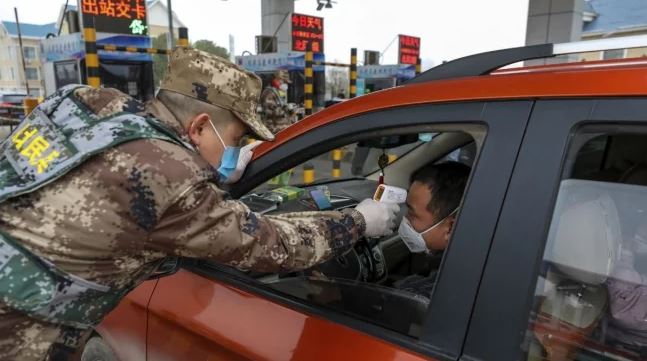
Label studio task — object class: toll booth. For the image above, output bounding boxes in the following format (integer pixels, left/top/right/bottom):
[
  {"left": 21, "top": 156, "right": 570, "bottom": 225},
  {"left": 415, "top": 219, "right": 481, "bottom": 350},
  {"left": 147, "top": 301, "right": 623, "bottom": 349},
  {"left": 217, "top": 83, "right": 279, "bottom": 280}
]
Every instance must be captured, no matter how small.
[
  {"left": 357, "top": 64, "right": 416, "bottom": 94},
  {"left": 41, "top": 33, "right": 154, "bottom": 101},
  {"left": 236, "top": 52, "right": 326, "bottom": 109}
]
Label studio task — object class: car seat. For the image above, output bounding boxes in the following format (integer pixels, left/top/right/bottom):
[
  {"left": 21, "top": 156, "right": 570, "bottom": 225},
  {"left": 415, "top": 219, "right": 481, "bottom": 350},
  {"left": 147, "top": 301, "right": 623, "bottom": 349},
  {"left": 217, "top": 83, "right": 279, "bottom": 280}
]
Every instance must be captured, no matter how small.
[{"left": 530, "top": 180, "right": 622, "bottom": 361}]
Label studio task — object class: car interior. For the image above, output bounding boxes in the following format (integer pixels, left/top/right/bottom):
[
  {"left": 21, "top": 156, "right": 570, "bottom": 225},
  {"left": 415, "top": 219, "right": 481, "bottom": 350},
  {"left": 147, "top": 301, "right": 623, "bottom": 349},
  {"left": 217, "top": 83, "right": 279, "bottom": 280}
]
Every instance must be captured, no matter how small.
[
  {"left": 526, "top": 133, "right": 647, "bottom": 361},
  {"left": 197, "top": 128, "right": 483, "bottom": 338}
]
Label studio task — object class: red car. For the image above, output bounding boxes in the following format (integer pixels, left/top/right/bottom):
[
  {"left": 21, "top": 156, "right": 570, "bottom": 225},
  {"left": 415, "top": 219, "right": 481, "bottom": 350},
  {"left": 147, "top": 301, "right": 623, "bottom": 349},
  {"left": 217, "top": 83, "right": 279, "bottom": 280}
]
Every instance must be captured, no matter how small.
[{"left": 84, "top": 38, "right": 647, "bottom": 360}]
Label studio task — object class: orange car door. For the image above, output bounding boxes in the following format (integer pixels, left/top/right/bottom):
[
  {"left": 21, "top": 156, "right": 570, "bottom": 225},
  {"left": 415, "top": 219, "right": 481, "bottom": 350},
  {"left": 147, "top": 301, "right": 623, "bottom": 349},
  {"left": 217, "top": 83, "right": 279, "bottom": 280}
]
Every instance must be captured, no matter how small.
[{"left": 146, "top": 269, "right": 431, "bottom": 361}]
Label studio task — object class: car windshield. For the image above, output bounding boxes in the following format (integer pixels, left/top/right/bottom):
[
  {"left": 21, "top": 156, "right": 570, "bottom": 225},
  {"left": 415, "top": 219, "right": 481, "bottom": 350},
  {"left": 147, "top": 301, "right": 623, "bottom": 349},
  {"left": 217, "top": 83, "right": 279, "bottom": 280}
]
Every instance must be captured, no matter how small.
[{"left": 254, "top": 133, "right": 435, "bottom": 192}]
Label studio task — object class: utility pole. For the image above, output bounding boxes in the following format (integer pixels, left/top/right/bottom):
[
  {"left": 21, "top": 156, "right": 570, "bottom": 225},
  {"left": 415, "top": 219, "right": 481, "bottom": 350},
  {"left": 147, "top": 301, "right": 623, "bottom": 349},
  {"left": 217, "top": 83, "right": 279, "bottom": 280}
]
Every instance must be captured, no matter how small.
[
  {"left": 167, "top": 0, "right": 175, "bottom": 49},
  {"left": 14, "top": 7, "right": 30, "bottom": 95}
]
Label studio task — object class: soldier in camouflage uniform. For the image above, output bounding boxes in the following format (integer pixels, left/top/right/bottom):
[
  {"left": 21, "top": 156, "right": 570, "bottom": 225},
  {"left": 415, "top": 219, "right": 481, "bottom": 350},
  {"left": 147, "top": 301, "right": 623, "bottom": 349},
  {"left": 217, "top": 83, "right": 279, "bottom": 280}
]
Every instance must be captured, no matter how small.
[
  {"left": 0, "top": 48, "right": 399, "bottom": 360},
  {"left": 259, "top": 70, "right": 299, "bottom": 134}
]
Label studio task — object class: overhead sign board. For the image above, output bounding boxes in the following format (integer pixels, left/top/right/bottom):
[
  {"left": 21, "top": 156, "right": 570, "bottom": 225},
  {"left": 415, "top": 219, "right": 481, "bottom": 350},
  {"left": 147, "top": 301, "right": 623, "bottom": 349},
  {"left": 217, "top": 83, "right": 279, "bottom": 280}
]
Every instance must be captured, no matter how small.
[
  {"left": 398, "top": 34, "right": 420, "bottom": 65},
  {"left": 79, "top": 0, "right": 149, "bottom": 36},
  {"left": 236, "top": 52, "right": 326, "bottom": 72},
  {"left": 291, "top": 13, "right": 324, "bottom": 53}
]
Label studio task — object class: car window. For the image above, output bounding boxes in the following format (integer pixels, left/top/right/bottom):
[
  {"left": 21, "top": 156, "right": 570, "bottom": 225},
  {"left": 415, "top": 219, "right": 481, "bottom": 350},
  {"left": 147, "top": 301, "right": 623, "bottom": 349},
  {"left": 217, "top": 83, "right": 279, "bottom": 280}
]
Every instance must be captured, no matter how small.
[
  {"left": 252, "top": 135, "right": 430, "bottom": 193},
  {"left": 524, "top": 132, "right": 647, "bottom": 361},
  {"left": 235, "top": 129, "right": 482, "bottom": 339}
]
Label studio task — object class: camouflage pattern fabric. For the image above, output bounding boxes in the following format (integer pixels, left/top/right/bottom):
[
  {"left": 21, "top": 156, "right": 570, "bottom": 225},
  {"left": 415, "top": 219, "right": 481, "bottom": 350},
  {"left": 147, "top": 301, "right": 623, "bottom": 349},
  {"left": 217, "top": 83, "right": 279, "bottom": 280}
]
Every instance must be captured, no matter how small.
[
  {"left": 159, "top": 47, "right": 275, "bottom": 141},
  {"left": 259, "top": 86, "right": 299, "bottom": 134},
  {"left": 0, "top": 85, "right": 365, "bottom": 360}
]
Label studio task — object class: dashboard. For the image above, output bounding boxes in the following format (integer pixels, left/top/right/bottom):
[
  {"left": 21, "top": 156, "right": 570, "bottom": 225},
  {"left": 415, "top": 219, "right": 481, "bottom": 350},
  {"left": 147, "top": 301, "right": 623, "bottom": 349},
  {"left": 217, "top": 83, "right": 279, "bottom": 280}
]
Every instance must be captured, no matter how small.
[{"left": 240, "top": 178, "right": 412, "bottom": 285}]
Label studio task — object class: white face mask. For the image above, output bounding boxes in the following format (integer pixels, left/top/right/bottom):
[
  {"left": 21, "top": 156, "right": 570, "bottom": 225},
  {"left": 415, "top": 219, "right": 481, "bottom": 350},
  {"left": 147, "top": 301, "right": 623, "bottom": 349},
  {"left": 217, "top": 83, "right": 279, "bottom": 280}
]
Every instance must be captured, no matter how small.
[
  {"left": 398, "top": 208, "right": 458, "bottom": 253},
  {"left": 279, "top": 83, "right": 289, "bottom": 91}
]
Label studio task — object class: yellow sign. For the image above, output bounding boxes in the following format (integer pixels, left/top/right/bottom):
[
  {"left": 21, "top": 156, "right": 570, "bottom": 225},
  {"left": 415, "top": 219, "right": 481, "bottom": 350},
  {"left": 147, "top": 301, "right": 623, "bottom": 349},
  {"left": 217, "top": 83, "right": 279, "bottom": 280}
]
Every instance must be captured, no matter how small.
[{"left": 11, "top": 124, "right": 61, "bottom": 174}]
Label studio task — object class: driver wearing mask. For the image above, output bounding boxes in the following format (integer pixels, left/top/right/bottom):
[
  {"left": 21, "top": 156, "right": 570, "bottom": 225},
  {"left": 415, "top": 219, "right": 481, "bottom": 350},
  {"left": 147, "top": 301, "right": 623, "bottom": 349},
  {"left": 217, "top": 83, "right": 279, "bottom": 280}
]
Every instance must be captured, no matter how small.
[{"left": 394, "top": 161, "right": 471, "bottom": 297}]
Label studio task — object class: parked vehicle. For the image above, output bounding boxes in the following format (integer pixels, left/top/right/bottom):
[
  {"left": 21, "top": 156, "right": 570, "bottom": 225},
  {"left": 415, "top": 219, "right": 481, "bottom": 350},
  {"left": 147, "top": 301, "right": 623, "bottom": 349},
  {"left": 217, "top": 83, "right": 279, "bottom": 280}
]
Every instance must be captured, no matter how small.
[{"left": 86, "top": 37, "right": 647, "bottom": 361}]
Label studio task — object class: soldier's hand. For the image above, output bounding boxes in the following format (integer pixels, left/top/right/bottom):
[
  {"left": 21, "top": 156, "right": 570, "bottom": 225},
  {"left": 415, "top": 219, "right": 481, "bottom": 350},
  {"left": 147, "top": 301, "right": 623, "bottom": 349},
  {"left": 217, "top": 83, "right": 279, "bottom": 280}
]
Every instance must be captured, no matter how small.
[{"left": 354, "top": 199, "right": 400, "bottom": 237}]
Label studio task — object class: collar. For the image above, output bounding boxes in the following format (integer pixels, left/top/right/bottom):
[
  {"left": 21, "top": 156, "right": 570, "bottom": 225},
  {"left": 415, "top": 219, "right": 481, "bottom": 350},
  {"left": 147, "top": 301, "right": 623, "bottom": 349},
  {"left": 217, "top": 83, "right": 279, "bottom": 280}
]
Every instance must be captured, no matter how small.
[{"left": 145, "top": 99, "right": 192, "bottom": 147}]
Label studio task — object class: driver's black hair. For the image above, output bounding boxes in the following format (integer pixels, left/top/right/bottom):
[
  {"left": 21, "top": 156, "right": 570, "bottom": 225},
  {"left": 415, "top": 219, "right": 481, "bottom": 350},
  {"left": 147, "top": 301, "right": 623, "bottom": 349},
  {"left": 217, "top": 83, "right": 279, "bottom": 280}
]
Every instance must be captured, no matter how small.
[{"left": 410, "top": 161, "right": 471, "bottom": 221}]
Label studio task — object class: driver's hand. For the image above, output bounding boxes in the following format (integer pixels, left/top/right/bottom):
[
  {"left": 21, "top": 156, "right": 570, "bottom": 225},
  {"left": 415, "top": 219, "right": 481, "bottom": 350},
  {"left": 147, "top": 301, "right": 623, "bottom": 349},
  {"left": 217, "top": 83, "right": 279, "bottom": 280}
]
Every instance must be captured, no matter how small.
[{"left": 355, "top": 199, "right": 400, "bottom": 237}]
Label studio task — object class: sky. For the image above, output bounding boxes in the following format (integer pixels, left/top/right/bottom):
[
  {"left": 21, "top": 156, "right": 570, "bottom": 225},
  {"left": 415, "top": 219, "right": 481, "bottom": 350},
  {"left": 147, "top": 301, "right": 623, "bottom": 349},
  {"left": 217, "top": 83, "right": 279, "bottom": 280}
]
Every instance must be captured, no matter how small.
[{"left": 1, "top": 0, "right": 529, "bottom": 70}]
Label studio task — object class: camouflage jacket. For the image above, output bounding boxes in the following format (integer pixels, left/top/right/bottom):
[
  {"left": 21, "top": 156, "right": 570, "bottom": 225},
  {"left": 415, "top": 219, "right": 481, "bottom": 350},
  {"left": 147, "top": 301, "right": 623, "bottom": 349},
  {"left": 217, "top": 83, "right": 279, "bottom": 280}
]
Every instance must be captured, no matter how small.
[
  {"left": 259, "top": 87, "right": 298, "bottom": 134},
  {"left": 0, "top": 86, "right": 365, "bottom": 292}
]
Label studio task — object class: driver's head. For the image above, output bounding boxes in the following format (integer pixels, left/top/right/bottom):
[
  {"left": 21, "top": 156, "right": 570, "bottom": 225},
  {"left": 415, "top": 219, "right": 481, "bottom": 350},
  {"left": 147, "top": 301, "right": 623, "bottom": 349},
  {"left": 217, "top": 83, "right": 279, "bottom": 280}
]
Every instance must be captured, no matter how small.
[
  {"left": 402, "top": 161, "right": 470, "bottom": 252},
  {"left": 157, "top": 47, "right": 274, "bottom": 168}
]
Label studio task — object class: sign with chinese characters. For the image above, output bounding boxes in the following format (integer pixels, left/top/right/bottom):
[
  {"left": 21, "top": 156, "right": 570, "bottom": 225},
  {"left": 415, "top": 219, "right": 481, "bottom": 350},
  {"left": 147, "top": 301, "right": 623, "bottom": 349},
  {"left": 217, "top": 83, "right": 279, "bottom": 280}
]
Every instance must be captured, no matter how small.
[
  {"left": 79, "top": 0, "right": 148, "bottom": 36},
  {"left": 236, "top": 52, "right": 326, "bottom": 72},
  {"left": 398, "top": 34, "right": 420, "bottom": 65},
  {"left": 358, "top": 64, "right": 416, "bottom": 80},
  {"left": 291, "top": 13, "right": 324, "bottom": 53},
  {"left": 40, "top": 33, "right": 84, "bottom": 62}
]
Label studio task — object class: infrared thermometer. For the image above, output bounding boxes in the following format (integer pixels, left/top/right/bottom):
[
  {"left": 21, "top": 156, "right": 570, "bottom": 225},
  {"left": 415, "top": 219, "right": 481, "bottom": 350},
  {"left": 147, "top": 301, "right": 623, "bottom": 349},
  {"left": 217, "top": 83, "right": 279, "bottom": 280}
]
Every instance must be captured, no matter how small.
[{"left": 373, "top": 184, "right": 407, "bottom": 204}]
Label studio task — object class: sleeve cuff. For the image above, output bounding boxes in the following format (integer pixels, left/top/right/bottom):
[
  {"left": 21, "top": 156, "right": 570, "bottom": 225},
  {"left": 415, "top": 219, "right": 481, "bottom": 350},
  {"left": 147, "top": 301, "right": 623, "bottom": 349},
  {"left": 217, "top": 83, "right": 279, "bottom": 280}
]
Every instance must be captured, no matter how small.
[{"left": 342, "top": 208, "right": 366, "bottom": 236}]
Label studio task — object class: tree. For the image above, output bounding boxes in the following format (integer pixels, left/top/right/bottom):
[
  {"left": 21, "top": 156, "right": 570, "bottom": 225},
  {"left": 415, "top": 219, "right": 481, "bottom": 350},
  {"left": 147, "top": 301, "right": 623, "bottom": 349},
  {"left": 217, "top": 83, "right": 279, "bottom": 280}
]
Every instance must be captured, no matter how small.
[
  {"left": 152, "top": 33, "right": 169, "bottom": 88},
  {"left": 192, "top": 39, "right": 229, "bottom": 59}
]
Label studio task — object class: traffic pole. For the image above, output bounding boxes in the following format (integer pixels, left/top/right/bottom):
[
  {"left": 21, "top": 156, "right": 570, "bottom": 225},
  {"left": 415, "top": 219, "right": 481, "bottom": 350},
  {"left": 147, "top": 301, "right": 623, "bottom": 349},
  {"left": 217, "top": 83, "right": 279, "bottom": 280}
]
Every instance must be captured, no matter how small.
[
  {"left": 178, "top": 27, "right": 189, "bottom": 47},
  {"left": 332, "top": 149, "right": 342, "bottom": 178},
  {"left": 303, "top": 163, "right": 314, "bottom": 184},
  {"left": 304, "top": 44, "right": 313, "bottom": 116},
  {"left": 302, "top": 45, "right": 314, "bottom": 184},
  {"left": 349, "top": 48, "right": 357, "bottom": 98},
  {"left": 82, "top": 15, "right": 100, "bottom": 88},
  {"left": 416, "top": 57, "right": 422, "bottom": 75}
]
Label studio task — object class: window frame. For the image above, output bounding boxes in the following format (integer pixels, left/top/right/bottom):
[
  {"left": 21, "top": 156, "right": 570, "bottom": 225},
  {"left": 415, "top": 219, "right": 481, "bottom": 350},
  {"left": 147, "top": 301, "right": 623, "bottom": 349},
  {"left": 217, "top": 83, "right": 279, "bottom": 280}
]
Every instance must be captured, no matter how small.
[
  {"left": 192, "top": 100, "right": 534, "bottom": 359},
  {"left": 464, "top": 97, "right": 647, "bottom": 360},
  {"left": 24, "top": 67, "right": 38, "bottom": 80},
  {"left": 22, "top": 46, "right": 37, "bottom": 61}
]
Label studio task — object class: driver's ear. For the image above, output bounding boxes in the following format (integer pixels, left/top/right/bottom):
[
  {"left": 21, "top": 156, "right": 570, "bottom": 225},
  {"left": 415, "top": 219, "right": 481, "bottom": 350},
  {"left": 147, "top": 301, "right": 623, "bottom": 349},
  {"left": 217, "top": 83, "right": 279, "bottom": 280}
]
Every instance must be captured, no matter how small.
[
  {"left": 188, "top": 113, "right": 210, "bottom": 147},
  {"left": 444, "top": 217, "right": 457, "bottom": 242}
]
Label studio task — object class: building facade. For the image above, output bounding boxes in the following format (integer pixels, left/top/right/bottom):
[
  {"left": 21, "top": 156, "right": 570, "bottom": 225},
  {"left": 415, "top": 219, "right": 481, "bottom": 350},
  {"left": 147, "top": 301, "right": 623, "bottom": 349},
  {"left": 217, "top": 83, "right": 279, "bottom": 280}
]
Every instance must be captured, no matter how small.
[
  {"left": 0, "top": 21, "right": 55, "bottom": 97},
  {"left": 580, "top": 0, "right": 647, "bottom": 61}
]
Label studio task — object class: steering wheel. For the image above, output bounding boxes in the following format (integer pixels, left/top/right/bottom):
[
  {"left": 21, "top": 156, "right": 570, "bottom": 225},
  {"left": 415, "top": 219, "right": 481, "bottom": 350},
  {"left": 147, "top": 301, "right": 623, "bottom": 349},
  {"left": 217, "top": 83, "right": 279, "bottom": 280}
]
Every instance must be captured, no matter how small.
[{"left": 304, "top": 237, "right": 388, "bottom": 283}]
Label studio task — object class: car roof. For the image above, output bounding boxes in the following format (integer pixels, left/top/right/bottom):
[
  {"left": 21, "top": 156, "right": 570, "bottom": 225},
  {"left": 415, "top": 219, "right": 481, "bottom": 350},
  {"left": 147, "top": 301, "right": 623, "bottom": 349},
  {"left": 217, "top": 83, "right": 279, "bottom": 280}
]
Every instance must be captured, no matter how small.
[{"left": 254, "top": 56, "right": 647, "bottom": 159}]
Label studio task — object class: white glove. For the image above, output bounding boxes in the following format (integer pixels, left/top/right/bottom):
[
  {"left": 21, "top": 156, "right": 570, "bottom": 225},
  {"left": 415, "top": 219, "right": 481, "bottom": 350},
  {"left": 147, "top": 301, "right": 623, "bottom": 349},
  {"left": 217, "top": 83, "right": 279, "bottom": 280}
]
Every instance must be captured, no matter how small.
[
  {"left": 354, "top": 199, "right": 400, "bottom": 237},
  {"left": 221, "top": 141, "right": 263, "bottom": 184}
]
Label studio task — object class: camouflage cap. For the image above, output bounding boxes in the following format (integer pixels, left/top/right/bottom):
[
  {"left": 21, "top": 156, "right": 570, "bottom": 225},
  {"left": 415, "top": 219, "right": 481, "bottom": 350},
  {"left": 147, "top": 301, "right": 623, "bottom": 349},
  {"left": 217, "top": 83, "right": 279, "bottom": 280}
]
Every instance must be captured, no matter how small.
[
  {"left": 274, "top": 70, "right": 291, "bottom": 83},
  {"left": 160, "top": 47, "right": 275, "bottom": 141}
]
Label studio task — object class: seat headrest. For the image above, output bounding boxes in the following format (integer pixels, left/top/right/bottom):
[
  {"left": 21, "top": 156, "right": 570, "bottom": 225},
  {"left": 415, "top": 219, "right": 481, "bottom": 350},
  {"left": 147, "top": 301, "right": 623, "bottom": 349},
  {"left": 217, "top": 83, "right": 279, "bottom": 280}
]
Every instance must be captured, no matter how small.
[{"left": 545, "top": 181, "right": 622, "bottom": 285}]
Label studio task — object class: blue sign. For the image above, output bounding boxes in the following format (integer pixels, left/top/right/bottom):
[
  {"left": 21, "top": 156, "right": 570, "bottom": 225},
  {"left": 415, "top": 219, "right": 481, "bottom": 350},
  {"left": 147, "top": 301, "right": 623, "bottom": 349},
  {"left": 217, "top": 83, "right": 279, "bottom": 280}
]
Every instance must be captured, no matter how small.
[
  {"left": 358, "top": 64, "right": 416, "bottom": 80},
  {"left": 96, "top": 34, "right": 152, "bottom": 61},
  {"left": 40, "top": 33, "right": 84, "bottom": 62},
  {"left": 236, "top": 52, "right": 326, "bottom": 72},
  {"left": 356, "top": 78, "right": 365, "bottom": 96},
  {"left": 41, "top": 33, "right": 152, "bottom": 63}
]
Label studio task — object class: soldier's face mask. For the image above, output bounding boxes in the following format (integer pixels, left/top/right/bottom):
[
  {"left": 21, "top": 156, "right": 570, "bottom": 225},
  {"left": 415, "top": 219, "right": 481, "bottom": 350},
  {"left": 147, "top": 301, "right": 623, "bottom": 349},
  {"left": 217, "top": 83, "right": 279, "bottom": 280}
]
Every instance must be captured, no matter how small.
[{"left": 209, "top": 120, "right": 260, "bottom": 184}]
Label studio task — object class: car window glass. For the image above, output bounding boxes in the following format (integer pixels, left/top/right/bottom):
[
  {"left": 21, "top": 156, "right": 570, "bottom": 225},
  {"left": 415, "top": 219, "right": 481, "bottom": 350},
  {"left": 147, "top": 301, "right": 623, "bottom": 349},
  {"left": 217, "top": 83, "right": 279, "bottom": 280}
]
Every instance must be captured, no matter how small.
[
  {"left": 524, "top": 132, "right": 647, "bottom": 361},
  {"left": 251, "top": 134, "right": 430, "bottom": 193},
  {"left": 232, "top": 130, "right": 481, "bottom": 339}
]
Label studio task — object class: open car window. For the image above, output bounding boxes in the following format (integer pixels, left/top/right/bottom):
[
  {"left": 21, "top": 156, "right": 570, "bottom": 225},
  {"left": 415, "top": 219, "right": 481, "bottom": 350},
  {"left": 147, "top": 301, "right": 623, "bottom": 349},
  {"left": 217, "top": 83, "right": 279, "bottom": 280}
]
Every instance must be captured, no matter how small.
[{"left": 199, "top": 129, "right": 481, "bottom": 340}]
